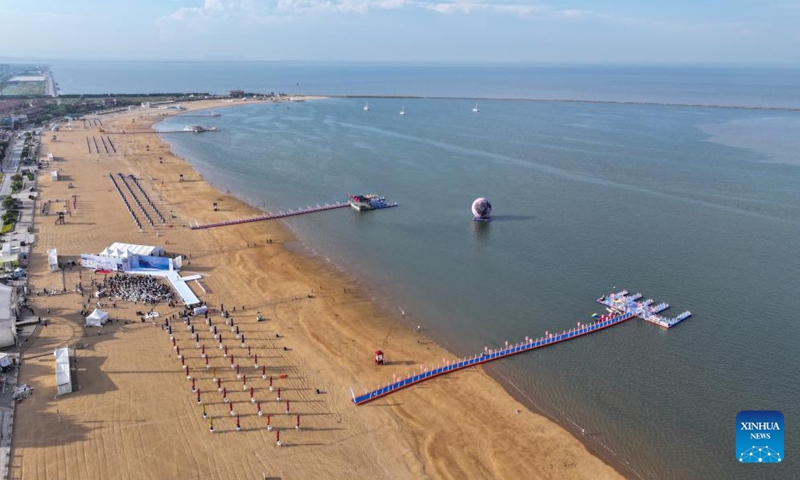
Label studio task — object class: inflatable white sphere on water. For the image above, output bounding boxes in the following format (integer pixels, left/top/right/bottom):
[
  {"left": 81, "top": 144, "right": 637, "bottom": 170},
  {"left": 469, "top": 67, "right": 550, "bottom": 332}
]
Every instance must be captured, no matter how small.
[{"left": 471, "top": 197, "right": 492, "bottom": 220}]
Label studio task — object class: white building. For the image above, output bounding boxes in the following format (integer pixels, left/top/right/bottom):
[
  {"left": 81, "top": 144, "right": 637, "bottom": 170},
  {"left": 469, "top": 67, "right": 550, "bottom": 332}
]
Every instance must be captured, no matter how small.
[{"left": 0, "top": 284, "right": 17, "bottom": 348}]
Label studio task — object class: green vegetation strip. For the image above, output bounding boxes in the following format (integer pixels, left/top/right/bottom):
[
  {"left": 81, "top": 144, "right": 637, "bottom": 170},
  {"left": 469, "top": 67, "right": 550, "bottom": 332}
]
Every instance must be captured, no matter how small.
[{"left": 0, "top": 82, "right": 46, "bottom": 96}]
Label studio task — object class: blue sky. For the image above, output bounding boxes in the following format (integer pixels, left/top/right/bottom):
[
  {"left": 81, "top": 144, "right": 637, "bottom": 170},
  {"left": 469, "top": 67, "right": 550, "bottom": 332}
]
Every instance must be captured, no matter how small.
[{"left": 1, "top": 0, "right": 798, "bottom": 63}]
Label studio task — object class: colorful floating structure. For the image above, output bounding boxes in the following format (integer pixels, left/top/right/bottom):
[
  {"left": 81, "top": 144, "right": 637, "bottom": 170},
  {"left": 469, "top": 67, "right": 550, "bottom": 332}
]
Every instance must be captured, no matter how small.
[
  {"left": 182, "top": 124, "right": 218, "bottom": 133},
  {"left": 471, "top": 197, "right": 492, "bottom": 221},
  {"left": 352, "top": 290, "right": 692, "bottom": 406},
  {"left": 597, "top": 290, "right": 692, "bottom": 329},
  {"left": 347, "top": 194, "right": 398, "bottom": 211}
]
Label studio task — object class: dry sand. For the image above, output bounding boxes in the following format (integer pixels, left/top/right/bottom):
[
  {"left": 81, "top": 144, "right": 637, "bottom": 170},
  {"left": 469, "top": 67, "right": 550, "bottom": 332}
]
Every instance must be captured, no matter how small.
[{"left": 10, "top": 99, "right": 622, "bottom": 479}]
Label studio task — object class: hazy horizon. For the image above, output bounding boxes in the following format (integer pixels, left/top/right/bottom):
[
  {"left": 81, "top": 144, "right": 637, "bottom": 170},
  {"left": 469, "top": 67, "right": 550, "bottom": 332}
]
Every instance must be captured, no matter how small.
[
  {"left": 2, "top": 58, "right": 799, "bottom": 69},
  {"left": 1, "top": 1, "right": 798, "bottom": 64}
]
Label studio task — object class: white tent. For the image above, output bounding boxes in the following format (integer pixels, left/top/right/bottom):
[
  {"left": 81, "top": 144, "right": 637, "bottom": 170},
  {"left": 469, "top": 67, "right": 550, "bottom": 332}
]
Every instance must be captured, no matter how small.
[
  {"left": 100, "top": 246, "right": 120, "bottom": 257},
  {"left": 0, "top": 327, "right": 15, "bottom": 349},
  {"left": 54, "top": 347, "right": 72, "bottom": 395},
  {"left": 85, "top": 308, "right": 109, "bottom": 327},
  {"left": 47, "top": 248, "right": 59, "bottom": 272},
  {"left": 0, "top": 284, "right": 12, "bottom": 324},
  {"left": 0, "top": 283, "right": 16, "bottom": 348},
  {"left": 102, "top": 243, "right": 164, "bottom": 257}
]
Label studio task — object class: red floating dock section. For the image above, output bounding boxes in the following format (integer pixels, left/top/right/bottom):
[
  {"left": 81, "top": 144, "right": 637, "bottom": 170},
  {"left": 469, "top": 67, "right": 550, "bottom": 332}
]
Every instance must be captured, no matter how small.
[{"left": 190, "top": 202, "right": 350, "bottom": 230}]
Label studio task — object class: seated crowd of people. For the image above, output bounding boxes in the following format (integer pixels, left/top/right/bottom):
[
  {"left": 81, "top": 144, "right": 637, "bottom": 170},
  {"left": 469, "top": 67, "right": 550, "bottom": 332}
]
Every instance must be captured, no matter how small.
[{"left": 101, "top": 273, "right": 176, "bottom": 305}]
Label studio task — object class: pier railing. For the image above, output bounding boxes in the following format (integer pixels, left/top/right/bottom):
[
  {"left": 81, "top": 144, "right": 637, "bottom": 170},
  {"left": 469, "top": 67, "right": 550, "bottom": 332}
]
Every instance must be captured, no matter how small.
[
  {"left": 353, "top": 290, "right": 693, "bottom": 406},
  {"left": 353, "top": 311, "right": 636, "bottom": 405},
  {"left": 190, "top": 202, "right": 350, "bottom": 230}
]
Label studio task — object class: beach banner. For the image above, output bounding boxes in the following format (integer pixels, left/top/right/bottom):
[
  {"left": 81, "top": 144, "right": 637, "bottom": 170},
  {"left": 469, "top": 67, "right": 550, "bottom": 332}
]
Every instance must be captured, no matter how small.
[
  {"left": 131, "top": 254, "right": 172, "bottom": 271},
  {"left": 83, "top": 253, "right": 170, "bottom": 272},
  {"left": 80, "top": 254, "right": 121, "bottom": 271}
]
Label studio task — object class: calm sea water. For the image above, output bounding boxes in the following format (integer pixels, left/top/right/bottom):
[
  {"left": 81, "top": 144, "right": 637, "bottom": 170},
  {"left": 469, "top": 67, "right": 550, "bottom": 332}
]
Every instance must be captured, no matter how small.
[
  {"left": 50, "top": 60, "right": 800, "bottom": 108},
  {"left": 47, "top": 62, "right": 784, "bottom": 479},
  {"left": 150, "top": 91, "right": 800, "bottom": 479}
]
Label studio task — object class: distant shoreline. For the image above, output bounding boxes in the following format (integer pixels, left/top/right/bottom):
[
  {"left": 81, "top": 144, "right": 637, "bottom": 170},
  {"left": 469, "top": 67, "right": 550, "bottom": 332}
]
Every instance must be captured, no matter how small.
[{"left": 328, "top": 94, "right": 800, "bottom": 112}]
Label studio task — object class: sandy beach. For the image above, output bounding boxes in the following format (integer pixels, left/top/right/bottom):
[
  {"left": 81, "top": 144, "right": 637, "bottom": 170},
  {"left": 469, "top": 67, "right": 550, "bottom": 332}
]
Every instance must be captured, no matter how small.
[{"left": 10, "top": 99, "right": 622, "bottom": 479}]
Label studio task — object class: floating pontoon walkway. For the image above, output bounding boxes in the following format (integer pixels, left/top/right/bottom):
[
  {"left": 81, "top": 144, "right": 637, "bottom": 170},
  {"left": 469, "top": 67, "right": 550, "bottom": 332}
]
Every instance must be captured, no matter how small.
[
  {"left": 597, "top": 291, "right": 692, "bottom": 329},
  {"left": 352, "top": 290, "right": 692, "bottom": 406},
  {"left": 190, "top": 202, "right": 350, "bottom": 230}
]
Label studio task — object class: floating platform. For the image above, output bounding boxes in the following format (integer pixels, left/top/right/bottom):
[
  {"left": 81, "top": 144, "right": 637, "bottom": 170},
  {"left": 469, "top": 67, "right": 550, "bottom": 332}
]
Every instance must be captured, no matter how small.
[
  {"left": 352, "top": 290, "right": 692, "bottom": 406},
  {"left": 347, "top": 194, "right": 398, "bottom": 211},
  {"left": 596, "top": 292, "right": 691, "bottom": 329}
]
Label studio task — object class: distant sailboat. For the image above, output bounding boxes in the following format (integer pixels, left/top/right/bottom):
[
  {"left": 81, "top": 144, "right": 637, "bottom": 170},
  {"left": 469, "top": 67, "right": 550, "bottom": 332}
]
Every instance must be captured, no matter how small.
[
  {"left": 472, "top": 102, "right": 479, "bottom": 113},
  {"left": 399, "top": 105, "right": 406, "bottom": 115},
  {"left": 363, "top": 102, "right": 370, "bottom": 111}
]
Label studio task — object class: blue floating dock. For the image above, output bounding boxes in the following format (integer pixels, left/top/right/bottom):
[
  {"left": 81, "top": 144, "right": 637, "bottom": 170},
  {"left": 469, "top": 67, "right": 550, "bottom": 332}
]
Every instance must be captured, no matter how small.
[{"left": 352, "top": 290, "right": 692, "bottom": 406}]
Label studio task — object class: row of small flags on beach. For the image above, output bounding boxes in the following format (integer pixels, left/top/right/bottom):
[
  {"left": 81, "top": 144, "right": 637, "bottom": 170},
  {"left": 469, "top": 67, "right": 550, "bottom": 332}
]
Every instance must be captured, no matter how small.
[{"left": 166, "top": 310, "right": 302, "bottom": 447}]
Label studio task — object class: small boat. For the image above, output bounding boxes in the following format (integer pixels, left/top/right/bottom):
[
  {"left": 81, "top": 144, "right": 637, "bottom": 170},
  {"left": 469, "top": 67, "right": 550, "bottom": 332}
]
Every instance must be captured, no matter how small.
[
  {"left": 399, "top": 105, "right": 405, "bottom": 116},
  {"left": 363, "top": 102, "right": 370, "bottom": 111},
  {"left": 472, "top": 102, "right": 479, "bottom": 113}
]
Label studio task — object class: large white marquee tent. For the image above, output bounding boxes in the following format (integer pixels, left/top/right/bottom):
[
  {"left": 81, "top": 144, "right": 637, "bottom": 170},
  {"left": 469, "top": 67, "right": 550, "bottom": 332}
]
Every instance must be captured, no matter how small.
[{"left": 100, "top": 243, "right": 164, "bottom": 258}]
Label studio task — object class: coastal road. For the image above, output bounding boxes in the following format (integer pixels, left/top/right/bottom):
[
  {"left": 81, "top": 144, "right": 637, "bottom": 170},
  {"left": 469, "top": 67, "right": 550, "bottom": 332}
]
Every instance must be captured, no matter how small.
[
  {"left": 45, "top": 73, "right": 56, "bottom": 97},
  {"left": 3, "top": 133, "right": 23, "bottom": 177}
]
